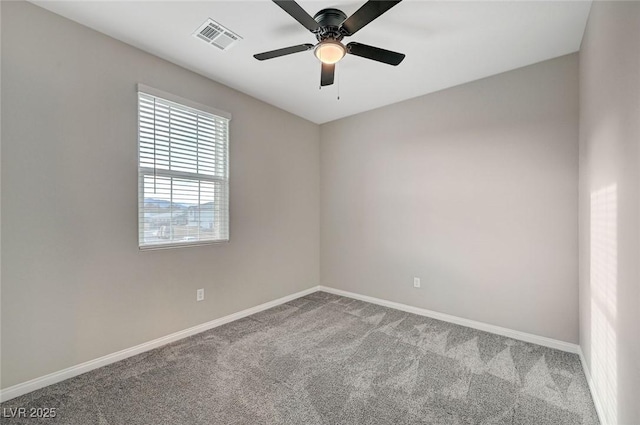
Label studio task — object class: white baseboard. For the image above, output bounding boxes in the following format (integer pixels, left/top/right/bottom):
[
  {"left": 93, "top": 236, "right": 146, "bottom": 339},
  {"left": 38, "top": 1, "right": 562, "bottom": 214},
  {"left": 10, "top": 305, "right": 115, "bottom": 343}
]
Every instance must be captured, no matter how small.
[
  {"left": 318, "top": 286, "right": 580, "bottom": 354},
  {"left": 1, "top": 284, "right": 582, "bottom": 403},
  {"left": 578, "top": 347, "right": 606, "bottom": 425},
  {"left": 0, "top": 286, "right": 319, "bottom": 403}
]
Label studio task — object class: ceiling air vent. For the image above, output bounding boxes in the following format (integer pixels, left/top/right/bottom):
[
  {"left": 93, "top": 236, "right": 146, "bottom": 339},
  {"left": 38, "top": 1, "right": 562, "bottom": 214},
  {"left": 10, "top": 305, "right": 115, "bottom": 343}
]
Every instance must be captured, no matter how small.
[{"left": 193, "top": 19, "right": 242, "bottom": 50}]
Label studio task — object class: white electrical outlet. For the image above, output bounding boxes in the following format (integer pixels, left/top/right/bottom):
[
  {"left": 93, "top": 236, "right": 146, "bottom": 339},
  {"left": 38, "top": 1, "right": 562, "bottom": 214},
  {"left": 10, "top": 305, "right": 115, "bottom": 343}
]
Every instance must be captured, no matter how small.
[
  {"left": 413, "top": 277, "right": 421, "bottom": 288},
  {"left": 196, "top": 288, "right": 205, "bottom": 301}
]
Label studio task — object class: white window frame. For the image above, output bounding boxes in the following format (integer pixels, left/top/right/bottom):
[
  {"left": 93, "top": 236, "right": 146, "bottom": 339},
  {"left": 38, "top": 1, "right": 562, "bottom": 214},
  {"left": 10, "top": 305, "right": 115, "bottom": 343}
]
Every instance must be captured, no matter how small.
[{"left": 137, "top": 84, "right": 231, "bottom": 250}]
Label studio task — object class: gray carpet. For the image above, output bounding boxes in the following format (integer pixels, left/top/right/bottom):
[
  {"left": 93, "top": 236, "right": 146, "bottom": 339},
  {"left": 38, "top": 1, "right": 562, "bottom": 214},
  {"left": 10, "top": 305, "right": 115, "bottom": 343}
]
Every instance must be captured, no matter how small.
[{"left": 1, "top": 291, "right": 599, "bottom": 424}]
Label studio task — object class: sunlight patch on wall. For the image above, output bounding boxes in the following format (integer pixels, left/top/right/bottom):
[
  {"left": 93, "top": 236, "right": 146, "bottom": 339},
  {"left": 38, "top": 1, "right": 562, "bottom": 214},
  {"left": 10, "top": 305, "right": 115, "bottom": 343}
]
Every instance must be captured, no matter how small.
[{"left": 590, "top": 184, "right": 617, "bottom": 425}]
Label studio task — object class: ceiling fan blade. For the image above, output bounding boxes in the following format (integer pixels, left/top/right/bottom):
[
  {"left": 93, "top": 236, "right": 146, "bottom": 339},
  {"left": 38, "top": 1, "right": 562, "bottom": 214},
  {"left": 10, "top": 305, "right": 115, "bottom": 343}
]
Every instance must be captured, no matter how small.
[
  {"left": 254, "top": 44, "right": 314, "bottom": 61},
  {"left": 273, "top": 0, "right": 320, "bottom": 32},
  {"left": 321, "top": 63, "right": 335, "bottom": 86},
  {"left": 346, "top": 42, "right": 405, "bottom": 66},
  {"left": 340, "top": 1, "right": 402, "bottom": 36}
]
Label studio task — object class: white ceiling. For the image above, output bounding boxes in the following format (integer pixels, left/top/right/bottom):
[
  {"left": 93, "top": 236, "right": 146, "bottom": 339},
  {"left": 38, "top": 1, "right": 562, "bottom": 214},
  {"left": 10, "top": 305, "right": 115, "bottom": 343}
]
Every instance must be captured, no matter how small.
[{"left": 31, "top": 1, "right": 592, "bottom": 124}]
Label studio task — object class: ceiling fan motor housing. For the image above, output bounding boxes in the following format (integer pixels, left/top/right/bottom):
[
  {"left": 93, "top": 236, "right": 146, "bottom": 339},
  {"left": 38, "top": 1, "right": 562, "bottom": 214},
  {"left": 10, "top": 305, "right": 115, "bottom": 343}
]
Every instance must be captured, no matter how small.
[{"left": 313, "top": 8, "right": 347, "bottom": 41}]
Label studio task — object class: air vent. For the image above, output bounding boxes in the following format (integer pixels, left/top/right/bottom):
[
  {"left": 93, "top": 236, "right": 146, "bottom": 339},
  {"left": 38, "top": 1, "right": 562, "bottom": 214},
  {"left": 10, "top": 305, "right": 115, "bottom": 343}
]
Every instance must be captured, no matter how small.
[{"left": 193, "top": 19, "right": 242, "bottom": 50}]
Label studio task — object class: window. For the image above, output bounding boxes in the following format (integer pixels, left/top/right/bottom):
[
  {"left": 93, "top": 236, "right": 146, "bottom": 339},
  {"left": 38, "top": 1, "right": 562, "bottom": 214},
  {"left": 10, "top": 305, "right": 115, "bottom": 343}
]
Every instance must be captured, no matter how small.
[{"left": 137, "top": 85, "right": 230, "bottom": 249}]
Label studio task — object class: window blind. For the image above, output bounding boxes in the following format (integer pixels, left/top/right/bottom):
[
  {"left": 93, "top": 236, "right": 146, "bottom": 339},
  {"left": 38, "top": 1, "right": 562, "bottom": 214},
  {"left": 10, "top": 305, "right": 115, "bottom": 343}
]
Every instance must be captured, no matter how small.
[{"left": 138, "top": 89, "right": 230, "bottom": 248}]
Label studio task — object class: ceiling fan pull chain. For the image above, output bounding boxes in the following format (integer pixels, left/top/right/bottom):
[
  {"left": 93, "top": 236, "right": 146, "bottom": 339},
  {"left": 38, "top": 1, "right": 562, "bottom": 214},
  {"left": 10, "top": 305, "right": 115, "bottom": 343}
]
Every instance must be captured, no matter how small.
[
  {"left": 319, "top": 48, "right": 323, "bottom": 90},
  {"left": 337, "top": 63, "right": 341, "bottom": 101}
]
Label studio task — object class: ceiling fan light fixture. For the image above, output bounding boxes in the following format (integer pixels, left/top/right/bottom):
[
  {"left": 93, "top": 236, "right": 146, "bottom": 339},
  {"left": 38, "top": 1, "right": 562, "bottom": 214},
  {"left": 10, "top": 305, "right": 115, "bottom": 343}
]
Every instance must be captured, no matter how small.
[{"left": 314, "top": 40, "right": 346, "bottom": 64}]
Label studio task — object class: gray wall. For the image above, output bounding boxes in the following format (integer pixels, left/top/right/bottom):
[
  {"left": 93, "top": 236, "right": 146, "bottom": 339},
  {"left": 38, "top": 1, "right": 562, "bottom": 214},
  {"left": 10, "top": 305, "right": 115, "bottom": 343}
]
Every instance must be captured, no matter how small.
[
  {"left": 0, "top": 0, "right": 3, "bottom": 390},
  {"left": 321, "top": 54, "right": 579, "bottom": 343},
  {"left": 1, "top": 1, "right": 320, "bottom": 389},
  {"left": 579, "top": 2, "right": 640, "bottom": 424}
]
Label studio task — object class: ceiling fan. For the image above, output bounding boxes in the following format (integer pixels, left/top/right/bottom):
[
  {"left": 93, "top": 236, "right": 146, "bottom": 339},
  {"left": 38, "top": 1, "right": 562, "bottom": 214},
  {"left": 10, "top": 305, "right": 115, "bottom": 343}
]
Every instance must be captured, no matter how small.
[{"left": 254, "top": 0, "right": 405, "bottom": 87}]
